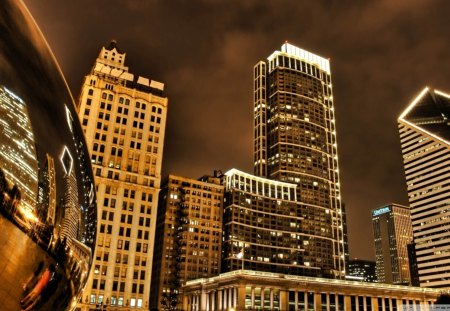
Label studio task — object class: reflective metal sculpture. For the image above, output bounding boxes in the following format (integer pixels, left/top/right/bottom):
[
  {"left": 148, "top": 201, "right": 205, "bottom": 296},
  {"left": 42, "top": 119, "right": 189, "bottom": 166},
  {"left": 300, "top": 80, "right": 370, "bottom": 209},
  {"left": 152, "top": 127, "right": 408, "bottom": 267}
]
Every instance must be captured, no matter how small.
[{"left": 0, "top": 1, "right": 97, "bottom": 310}]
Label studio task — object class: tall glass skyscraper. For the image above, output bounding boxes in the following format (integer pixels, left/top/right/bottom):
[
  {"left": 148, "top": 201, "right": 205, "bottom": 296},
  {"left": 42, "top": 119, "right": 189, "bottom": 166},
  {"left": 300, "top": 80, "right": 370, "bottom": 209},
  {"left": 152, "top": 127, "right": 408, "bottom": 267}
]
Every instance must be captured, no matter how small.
[
  {"left": 398, "top": 87, "right": 450, "bottom": 288},
  {"left": 253, "top": 43, "right": 345, "bottom": 278}
]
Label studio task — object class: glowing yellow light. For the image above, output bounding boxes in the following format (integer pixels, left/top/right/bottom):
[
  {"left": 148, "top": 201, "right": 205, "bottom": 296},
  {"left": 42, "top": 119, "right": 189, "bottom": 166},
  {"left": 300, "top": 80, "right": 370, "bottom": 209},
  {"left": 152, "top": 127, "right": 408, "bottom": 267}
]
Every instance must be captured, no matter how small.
[{"left": 19, "top": 204, "right": 38, "bottom": 223}]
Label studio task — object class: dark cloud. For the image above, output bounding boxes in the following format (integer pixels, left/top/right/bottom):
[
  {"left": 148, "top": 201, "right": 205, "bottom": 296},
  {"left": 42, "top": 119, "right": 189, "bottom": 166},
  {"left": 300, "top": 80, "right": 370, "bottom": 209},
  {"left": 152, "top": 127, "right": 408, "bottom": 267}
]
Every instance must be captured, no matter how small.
[{"left": 23, "top": 0, "right": 450, "bottom": 260}]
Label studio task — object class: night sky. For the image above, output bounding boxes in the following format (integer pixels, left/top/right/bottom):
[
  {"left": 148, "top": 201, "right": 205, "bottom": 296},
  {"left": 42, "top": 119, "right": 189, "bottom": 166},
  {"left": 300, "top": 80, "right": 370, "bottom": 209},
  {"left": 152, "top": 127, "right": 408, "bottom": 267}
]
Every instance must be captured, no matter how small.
[{"left": 23, "top": 0, "right": 450, "bottom": 260}]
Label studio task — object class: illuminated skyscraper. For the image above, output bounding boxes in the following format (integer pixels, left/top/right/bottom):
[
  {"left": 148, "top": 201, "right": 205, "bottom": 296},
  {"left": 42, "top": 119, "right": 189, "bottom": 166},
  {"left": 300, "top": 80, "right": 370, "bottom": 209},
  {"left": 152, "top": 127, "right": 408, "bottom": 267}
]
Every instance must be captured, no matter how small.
[
  {"left": 76, "top": 41, "right": 168, "bottom": 310},
  {"left": 37, "top": 154, "right": 57, "bottom": 225},
  {"left": 150, "top": 174, "right": 224, "bottom": 310},
  {"left": 60, "top": 146, "right": 81, "bottom": 247},
  {"left": 253, "top": 43, "right": 345, "bottom": 277},
  {"left": 398, "top": 87, "right": 450, "bottom": 288},
  {"left": 0, "top": 85, "right": 38, "bottom": 211},
  {"left": 372, "top": 203, "right": 413, "bottom": 285}
]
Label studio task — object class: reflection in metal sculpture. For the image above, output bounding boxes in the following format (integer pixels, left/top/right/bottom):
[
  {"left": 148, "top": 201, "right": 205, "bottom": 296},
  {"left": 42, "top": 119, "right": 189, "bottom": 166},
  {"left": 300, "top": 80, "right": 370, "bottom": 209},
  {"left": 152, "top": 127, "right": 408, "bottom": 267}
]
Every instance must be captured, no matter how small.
[
  {"left": 0, "top": 0, "right": 97, "bottom": 310},
  {"left": 0, "top": 86, "right": 39, "bottom": 212}
]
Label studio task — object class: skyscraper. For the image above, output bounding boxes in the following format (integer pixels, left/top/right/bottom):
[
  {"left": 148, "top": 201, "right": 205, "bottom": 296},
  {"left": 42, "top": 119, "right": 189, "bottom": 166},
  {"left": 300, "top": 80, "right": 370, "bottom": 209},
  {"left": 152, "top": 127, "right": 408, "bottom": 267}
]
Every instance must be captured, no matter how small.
[
  {"left": 150, "top": 174, "right": 224, "bottom": 310},
  {"left": 253, "top": 43, "right": 345, "bottom": 278},
  {"left": 76, "top": 41, "right": 168, "bottom": 310},
  {"left": 0, "top": 85, "right": 38, "bottom": 212},
  {"left": 398, "top": 87, "right": 450, "bottom": 288},
  {"left": 372, "top": 203, "right": 413, "bottom": 285},
  {"left": 37, "top": 154, "right": 56, "bottom": 226}
]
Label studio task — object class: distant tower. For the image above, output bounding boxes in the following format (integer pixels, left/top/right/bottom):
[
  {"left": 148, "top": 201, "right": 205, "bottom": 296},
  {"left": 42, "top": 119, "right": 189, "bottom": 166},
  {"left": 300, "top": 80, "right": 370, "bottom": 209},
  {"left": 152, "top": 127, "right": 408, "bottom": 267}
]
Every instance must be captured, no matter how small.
[
  {"left": 372, "top": 203, "right": 413, "bottom": 285},
  {"left": 60, "top": 146, "right": 81, "bottom": 247},
  {"left": 398, "top": 87, "right": 450, "bottom": 288},
  {"left": 253, "top": 43, "right": 345, "bottom": 277},
  {"left": 76, "top": 41, "right": 168, "bottom": 310},
  {"left": 37, "top": 154, "right": 57, "bottom": 225}
]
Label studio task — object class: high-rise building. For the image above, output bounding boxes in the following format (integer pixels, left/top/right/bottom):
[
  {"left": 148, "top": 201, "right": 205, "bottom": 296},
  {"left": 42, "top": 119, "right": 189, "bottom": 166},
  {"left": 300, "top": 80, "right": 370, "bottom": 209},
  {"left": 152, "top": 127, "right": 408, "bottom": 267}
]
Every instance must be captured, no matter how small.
[
  {"left": 150, "top": 174, "right": 224, "bottom": 310},
  {"left": 60, "top": 146, "right": 81, "bottom": 247},
  {"left": 398, "top": 87, "right": 450, "bottom": 288},
  {"left": 76, "top": 41, "right": 168, "bottom": 310},
  {"left": 253, "top": 43, "right": 345, "bottom": 278},
  {"left": 372, "top": 203, "right": 413, "bottom": 285},
  {"left": 37, "top": 153, "right": 57, "bottom": 225},
  {"left": 346, "top": 259, "right": 376, "bottom": 283},
  {"left": 222, "top": 168, "right": 320, "bottom": 276},
  {"left": 0, "top": 85, "right": 38, "bottom": 212}
]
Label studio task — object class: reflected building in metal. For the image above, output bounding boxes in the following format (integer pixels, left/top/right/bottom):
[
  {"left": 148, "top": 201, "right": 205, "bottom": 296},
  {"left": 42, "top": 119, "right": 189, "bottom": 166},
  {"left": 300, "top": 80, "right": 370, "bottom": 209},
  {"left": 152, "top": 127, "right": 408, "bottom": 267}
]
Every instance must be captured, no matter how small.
[
  {"left": 0, "top": 85, "right": 39, "bottom": 211},
  {"left": 0, "top": 0, "right": 97, "bottom": 310},
  {"left": 37, "top": 154, "right": 57, "bottom": 226}
]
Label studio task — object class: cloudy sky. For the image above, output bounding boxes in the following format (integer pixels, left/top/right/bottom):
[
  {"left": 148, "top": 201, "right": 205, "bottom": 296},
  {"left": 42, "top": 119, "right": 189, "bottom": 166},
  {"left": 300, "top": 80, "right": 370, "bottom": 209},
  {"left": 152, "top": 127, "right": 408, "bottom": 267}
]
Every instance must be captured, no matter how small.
[{"left": 24, "top": 0, "right": 450, "bottom": 260}]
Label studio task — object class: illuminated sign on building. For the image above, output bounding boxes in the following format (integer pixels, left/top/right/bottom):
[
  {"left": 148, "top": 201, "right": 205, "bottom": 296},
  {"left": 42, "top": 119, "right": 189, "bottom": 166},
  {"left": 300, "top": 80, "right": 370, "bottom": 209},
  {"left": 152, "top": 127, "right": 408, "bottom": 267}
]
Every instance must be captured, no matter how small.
[{"left": 372, "top": 207, "right": 391, "bottom": 217}]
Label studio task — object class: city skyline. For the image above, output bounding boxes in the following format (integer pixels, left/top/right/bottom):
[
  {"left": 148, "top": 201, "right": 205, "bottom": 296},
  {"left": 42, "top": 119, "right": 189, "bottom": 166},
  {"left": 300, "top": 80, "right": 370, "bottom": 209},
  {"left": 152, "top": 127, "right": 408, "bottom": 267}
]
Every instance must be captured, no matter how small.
[{"left": 24, "top": 0, "right": 450, "bottom": 260}]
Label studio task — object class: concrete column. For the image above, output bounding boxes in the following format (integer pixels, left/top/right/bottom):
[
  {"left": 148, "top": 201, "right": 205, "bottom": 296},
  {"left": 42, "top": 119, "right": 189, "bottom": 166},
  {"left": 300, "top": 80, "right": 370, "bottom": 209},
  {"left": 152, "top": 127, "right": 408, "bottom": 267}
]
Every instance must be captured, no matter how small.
[
  {"left": 218, "top": 290, "right": 222, "bottom": 311},
  {"left": 270, "top": 289, "right": 274, "bottom": 309},
  {"left": 382, "top": 298, "right": 385, "bottom": 311},
  {"left": 211, "top": 291, "right": 215, "bottom": 311},
  {"left": 228, "top": 288, "right": 232, "bottom": 308},
  {"left": 223, "top": 289, "right": 228, "bottom": 310},
  {"left": 234, "top": 287, "right": 238, "bottom": 308},
  {"left": 205, "top": 292, "right": 210, "bottom": 311},
  {"left": 315, "top": 293, "right": 322, "bottom": 311},
  {"left": 344, "top": 296, "right": 351, "bottom": 311},
  {"left": 238, "top": 285, "right": 246, "bottom": 310},
  {"left": 372, "top": 297, "right": 378, "bottom": 311},
  {"left": 304, "top": 292, "right": 308, "bottom": 311},
  {"left": 363, "top": 296, "right": 367, "bottom": 311},
  {"left": 251, "top": 287, "right": 255, "bottom": 309},
  {"left": 280, "top": 289, "right": 289, "bottom": 311},
  {"left": 261, "top": 287, "right": 264, "bottom": 309},
  {"left": 183, "top": 294, "right": 188, "bottom": 311},
  {"left": 389, "top": 299, "right": 393, "bottom": 311},
  {"left": 201, "top": 291, "right": 207, "bottom": 311}
]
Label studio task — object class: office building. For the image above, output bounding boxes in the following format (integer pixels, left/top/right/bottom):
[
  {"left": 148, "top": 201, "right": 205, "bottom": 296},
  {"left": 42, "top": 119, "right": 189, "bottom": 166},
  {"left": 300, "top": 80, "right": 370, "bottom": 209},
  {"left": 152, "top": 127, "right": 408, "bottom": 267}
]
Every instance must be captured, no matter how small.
[
  {"left": 398, "top": 87, "right": 450, "bottom": 288},
  {"left": 37, "top": 154, "right": 57, "bottom": 226},
  {"left": 0, "top": 85, "right": 38, "bottom": 212},
  {"left": 253, "top": 43, "right": 345, "bottom": 278},
  {"left": 372, "top": 204, "right": 413, "bottom": 285},
  {"left": 76, "top": 41, "right": 168, "bottom": 310},
  {"left": 182, "top": 270, "right": 440, "bottom": 311},
  {"left": 60, "top": 147, "right": 81, "bottom": 247},
  {"left": 346, "top": 259, "right": 376, "bottom": 283},
  {"left": 150, "top": 174, "right": 224, "bottom": 310}
]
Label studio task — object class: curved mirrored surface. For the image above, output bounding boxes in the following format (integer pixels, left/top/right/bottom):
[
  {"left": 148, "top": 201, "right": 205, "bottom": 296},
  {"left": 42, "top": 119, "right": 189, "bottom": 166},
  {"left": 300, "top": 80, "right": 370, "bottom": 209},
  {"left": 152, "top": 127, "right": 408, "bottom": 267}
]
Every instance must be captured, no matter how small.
[{"left": 0, "top": 0, "right": 97, "bottom": 310}]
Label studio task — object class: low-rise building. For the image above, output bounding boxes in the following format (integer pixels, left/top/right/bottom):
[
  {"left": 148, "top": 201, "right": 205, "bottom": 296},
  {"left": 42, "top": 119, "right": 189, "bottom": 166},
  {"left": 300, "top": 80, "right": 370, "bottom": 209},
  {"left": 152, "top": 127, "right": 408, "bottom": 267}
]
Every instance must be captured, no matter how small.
[{"left": 182, "top": 270, "right": 442, "bottom": 311}]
